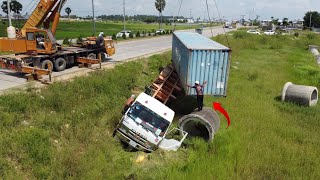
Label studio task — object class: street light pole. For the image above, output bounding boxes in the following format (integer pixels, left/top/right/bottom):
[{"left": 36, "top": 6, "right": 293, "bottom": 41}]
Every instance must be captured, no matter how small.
[
  {"left": 92, "top": 0, "right": 96, "bottom": 36},
  {"left": 123, "top": 0, "right": 126, "bottom": 30},
  {"left": 7, "top": 0, "right": 12, "bottom": 26},
  {"left": 310, "top": 13, "right": 312, "bottom": 28}
]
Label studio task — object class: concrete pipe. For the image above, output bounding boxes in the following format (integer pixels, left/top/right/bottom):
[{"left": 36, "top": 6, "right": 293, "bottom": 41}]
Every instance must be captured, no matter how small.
[
  {"left": 309, "top": 45, "right": 320, "bottom": 56},
  {"left": 282, "top": 82, "right": 318, "bottom": 106},
  {"left": 178, "top": 107, "right": 220, "bottom": 142},
  {"left": 309, "top": 45, "right": 320, "bottom": 65}
]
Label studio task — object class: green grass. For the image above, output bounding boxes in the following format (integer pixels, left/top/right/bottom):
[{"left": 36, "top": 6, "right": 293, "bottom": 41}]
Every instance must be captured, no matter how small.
[
  {"left": 56, "top": 21, "right": 199, "bottom": 39},
  {"left": 0, "top": 20, "right": 200, "bottom": 39},
  {"left": 0, "top": 31, "right": 320, "bottom": 179}
]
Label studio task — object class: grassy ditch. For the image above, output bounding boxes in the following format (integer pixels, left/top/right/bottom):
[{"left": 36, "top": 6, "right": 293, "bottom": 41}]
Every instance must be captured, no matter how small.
[{"left": 0, "top": 32, "right": 320, "bottom": 179}]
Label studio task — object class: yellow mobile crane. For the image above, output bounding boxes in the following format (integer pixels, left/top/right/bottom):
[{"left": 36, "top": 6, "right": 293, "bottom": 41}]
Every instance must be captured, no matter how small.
[{"left": 0, "top": 0, "right": 115, "bottom": 79}]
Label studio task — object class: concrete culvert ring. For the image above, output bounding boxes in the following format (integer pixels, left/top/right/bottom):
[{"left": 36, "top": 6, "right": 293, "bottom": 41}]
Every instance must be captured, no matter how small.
[
  {"left": 310, "top": 89, "right": 318, "bottom": 106},
  {"left": 178, "top": 107, "right": 220, "bottom": 142},
  {"left": 282, "top": 82, "right": 318, "bottom": 106},
  {"left": 180, "top": 118, "right": 211, "bottom": 141}
]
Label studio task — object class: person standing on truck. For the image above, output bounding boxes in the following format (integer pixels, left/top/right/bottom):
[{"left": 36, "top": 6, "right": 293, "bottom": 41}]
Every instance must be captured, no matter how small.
[
  {"left": 122, "top": 94, "right": 136, "bottom": 114},
  {"left": 96, "top": 32, "right": 105, "bottom": 48},
  {"left": 187, "top": 80, "right": 207, "bottom": 111}
]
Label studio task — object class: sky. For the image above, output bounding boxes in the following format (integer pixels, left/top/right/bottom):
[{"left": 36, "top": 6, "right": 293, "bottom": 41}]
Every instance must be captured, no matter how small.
[{"left": 18, "top": 0, "right": 320, "bottom": 20}]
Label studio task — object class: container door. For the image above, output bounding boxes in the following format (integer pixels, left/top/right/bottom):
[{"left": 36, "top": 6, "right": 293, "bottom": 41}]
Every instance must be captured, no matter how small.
[{"left": 26, "top": 32, "right": 36, "bottom": 52}]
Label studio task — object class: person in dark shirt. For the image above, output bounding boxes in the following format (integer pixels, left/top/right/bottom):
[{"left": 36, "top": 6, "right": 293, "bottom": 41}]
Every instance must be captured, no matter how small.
[
  {"left": 96, "top": 32, "right": 105, "bottom": 48},
  {"left": 187, "top": 80, "right": 207, "bottom": 111}
]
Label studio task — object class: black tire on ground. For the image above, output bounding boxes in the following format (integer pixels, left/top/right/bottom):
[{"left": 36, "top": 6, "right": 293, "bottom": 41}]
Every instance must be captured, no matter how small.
[
  {"left": 87, "top": 53, "right": 96, "bottom": 59},
  {"left": 54, "top": 57, "right": 67, "bottom": 72},
  {"left": 41, "top": 60, "right": 53, "bottom": 71}
]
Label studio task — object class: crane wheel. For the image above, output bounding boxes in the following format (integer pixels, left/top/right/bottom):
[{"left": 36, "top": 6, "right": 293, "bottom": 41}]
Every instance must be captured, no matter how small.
[
  {"left": 41, "top": 60, "right": 53, "bottom": 71},
  {"left": 54, "top": 57, "right": 67, "bottom": 72},
  {"left": 87, "top": 53, "right": 96, "bottom": 59}
]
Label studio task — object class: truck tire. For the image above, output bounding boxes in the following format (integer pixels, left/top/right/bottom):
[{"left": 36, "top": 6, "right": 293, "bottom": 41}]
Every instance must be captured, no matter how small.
[
  {"left": 54, "top": 57, "right": 67, "bottom": 72},
  {"left": 87, "top": 53, "right": 96, "bottom": 59},
  {"left": 41, "top": 60, "right": 53, "bottom": 71}
]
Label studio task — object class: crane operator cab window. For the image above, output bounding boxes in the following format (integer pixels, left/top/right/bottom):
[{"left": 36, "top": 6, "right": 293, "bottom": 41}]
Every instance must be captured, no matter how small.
[{"left": 35, "top": 32, "right": 47, "bottom": 49}]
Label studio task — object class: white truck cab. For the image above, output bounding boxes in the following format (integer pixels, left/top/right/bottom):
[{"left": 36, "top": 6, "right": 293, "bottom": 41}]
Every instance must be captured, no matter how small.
[{"left": 115, "top": 93, "right": 187, "bottom": 152}]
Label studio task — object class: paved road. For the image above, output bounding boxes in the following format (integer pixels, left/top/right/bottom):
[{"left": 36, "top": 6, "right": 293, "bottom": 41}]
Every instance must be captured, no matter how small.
[{"left": 0, "top": 27, "right": 232, "bottom": 92}]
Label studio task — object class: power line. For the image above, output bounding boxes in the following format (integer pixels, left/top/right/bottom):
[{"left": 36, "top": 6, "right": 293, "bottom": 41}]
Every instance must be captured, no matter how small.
[
  {"left": 173, "top": 0, "right": 184, "bottom": 31},
  {"left": 212, "top": 0, "right": 230, "bottom": 47},
  {"left": 205, "top": 0, "right": 213, "bottom": 37},
  {"left": 20, "top": 0, "right": 38, "bottom": 16}
]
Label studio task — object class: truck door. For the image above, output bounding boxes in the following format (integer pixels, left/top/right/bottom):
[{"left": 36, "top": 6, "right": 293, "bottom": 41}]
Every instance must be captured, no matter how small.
[
  {"left": 26, "top": 32, "right": 37, "bottom": 52},
  {"left": 159, "top": 128, "right": 188, "bottom": 151}
]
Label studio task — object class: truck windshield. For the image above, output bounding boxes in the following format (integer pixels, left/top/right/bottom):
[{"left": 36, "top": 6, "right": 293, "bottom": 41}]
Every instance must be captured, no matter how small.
[{"left": 127, "top": 102, "right": 170, "bottom": 137}]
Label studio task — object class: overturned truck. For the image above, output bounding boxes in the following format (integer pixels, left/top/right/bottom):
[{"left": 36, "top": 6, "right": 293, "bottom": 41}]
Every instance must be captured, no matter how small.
[{"left": 114, "top": 32, "right": 231, "bottom": 151}]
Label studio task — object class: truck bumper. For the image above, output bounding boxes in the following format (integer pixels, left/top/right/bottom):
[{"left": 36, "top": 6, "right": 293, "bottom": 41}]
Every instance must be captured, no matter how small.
[{"left": 116, "top": 128, "right": 154, "bottom": 152}]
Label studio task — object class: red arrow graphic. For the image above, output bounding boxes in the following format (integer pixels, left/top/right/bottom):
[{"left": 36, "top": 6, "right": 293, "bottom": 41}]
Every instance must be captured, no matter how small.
[{"left": 213, "top": 102, "right": 231, "bottom": 128}]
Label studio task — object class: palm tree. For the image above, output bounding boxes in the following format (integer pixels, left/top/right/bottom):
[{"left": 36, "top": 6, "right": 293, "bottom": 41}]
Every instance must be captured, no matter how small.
[
  {"left": 155, "top": 0, "right": 166, "bottom": 29},
  {"left": 283, "top": 17, "right": 289, "bottom": 26},
  {"left": 65, "top": 7, "right": 71, "bottom": 19}
]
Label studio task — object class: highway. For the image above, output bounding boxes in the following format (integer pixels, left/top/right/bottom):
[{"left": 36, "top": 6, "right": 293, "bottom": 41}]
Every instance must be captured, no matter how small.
[{"left": 0, "top": 27, "right": 232, "bottom": 92}]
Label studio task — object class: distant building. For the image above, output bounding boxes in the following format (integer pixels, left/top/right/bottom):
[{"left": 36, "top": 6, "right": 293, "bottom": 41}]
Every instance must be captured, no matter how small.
[
  {"left": 261, "top": 20, "right": 272, "bottom": 26},
  {"left": 186, "top": 18, "right": 194, "bottom": 23},
  {"left": 292, "top": 20, "right": 304, "bottom": 29}
]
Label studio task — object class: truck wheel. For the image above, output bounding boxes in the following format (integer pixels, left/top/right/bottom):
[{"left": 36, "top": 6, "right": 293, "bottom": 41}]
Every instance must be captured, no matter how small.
[
  {"left": 54, "top": 57, "right": 67, "bottom": 72},
  {"left": 87, "top": 53, "right": 96, "bottom": 59},
  {"left": 41, "top": 60, "right": 53, "bottom": 71}
]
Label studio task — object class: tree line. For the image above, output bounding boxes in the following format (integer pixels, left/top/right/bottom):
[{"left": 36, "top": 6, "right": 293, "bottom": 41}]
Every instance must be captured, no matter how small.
[
  {"left": 96, "top": 15, "right": 184, "bottom": 23},
  {"left": 303, "top": 11, "right": 320, "bottom": 28}
]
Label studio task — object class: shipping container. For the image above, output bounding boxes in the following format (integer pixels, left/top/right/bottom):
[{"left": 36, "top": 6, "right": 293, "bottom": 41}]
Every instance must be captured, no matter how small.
[{"left": 172, "top": 32, "right": 231, "bottom": 96}]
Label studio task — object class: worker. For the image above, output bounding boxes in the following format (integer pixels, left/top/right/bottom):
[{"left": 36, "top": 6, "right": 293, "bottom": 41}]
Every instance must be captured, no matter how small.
[
  {"left": 96, "top": 32, "right": 105, "bottom": 48},
  {"left": 122, "top": 94, "right": 136, "bottom": 114},
  {"left": 187, "top": 80, "right": 207, "bottom": 111},
  {"left": 36, "top": 34, "right": 45, "bottom": 49}
]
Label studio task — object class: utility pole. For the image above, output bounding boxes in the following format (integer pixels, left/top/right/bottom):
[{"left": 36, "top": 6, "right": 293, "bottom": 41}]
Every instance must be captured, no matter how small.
[
  {"left": 240, "top": 15, "right": 245, "bottom": 24},
  {"left": 189, "top": 9, "right": 192, "bottom": 25},
  {"left": 123, "top": 0, "right": 126, "bottom": 30},
  {"left": 172, "top": 14, "right": 175, "bottom": 31},
  {"left": 7, "top": 0, "right": 12, "bottom": 26},
  {"left": 310, "top": 13, "right": 312, "bottom": 28},
  {"left": 251, "top": 8, "right": 254, "bottom": 26},
  {"left": 92, "top": 0, "right": 96, "bottom": 36}
]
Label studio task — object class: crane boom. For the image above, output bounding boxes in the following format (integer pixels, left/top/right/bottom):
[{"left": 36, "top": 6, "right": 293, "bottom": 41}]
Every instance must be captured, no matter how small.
[{"left": 21, "top": 0, "right": 66, "bottom": 36}]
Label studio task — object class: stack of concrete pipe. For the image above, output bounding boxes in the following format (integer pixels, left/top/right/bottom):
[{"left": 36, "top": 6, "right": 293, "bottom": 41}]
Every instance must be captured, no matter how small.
[
  {"left": 282, "top": 82, "right": 318, "bottom": 106},
  {"left": 309, "top": 45, "right": 320, "bottom": 65},
  {"left": 178, "top": 107, "right": 220, "bottom": 142}
]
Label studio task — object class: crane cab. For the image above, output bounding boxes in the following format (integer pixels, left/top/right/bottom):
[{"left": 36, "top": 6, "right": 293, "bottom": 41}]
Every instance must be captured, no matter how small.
[
  {"left": 104, "top": 39, "right": 115, "bottom": 56},
  {"left": 25, "top": 28, "right": 57, "bottom": 54},
  {"left": 0, "top": 27, "right": 57, "bottom": 54}
]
